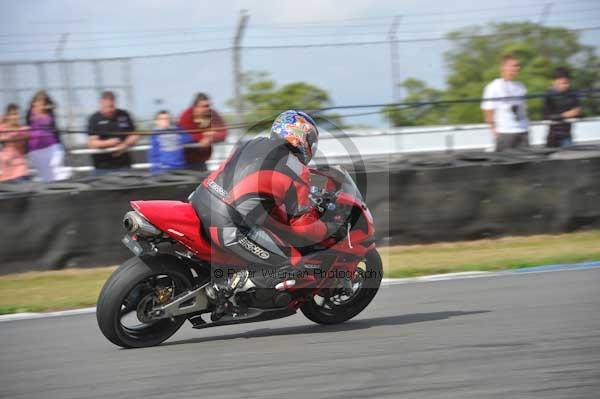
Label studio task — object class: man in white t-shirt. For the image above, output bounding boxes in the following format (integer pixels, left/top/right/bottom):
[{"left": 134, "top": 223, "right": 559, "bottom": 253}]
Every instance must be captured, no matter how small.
[{"left": 481, "top": 54, "right": 529, "bottom": 151}]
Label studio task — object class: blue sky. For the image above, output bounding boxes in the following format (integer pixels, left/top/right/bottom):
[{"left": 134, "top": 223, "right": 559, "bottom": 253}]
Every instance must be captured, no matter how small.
[{"left": 1, "top": 0, "right": 599, "bottom": 128}]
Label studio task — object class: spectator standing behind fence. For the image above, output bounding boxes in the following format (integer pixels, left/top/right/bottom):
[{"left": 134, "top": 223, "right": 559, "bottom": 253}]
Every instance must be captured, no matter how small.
[
  {"left": 87, "top": 91, "right": 139, "bottom": 175},
  {"left": 26, "top": 91, "right": 71, "bottom": 181},
  {"left": 149, "top": 110, "right": 193, "bottom": 174},
  {"left": 0, "top": 104, "right": 29, "bottom": 182},
  {"left": 178, "top": 93, "right": 227, "bottom": 171},
  {"left": 543, "top": 67, "right": 582, "bottom": 148},
  {"left": 481, "top": 54, "right": 529, "bottom": 151}
]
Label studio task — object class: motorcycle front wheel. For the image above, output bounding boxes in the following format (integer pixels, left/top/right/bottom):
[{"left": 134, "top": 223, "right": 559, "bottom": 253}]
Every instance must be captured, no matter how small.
[
  {"left": 96, "top": 255, "right": 194, "bottom": 348},
  {"left": 301, "top": 249, "right": 383, "bottom": 325}
]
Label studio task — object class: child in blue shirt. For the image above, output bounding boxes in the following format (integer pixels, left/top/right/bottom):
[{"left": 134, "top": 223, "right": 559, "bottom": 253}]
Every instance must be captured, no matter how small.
[{"left": 149, "top": 110, "right": 194, "bottom": 173}]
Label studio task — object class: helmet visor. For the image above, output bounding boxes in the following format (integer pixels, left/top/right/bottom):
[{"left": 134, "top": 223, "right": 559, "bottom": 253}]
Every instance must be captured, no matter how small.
[{"left": 306, "top": 129, "right": 318, "bottom": 160}]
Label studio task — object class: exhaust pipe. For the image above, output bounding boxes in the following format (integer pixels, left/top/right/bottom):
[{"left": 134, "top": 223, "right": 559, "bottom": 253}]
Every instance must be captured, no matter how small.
[{"left": 123, "top": 211, "right": 162, "bottom": 237}]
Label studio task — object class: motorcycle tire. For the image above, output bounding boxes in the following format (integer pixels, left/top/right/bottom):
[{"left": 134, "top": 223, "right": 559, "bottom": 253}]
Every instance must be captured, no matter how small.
[
  {"left": 96, "top": 255, "right": 194, "bottom": 348},
  {"left": 301, "top": 249, "right": 383, "bottom": 325}
]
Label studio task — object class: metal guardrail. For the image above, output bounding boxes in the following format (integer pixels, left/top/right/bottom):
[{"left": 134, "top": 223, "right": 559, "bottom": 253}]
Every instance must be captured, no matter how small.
[{"left": 14, "top": 116, "right": 600, "bottom": 175}]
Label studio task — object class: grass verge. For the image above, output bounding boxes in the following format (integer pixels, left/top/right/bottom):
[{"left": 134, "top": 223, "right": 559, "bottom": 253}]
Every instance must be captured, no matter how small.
[
  {"left": 0, "top": 267, "right": 115, "bottom": 315},
  {"left": 1, "top": 230, "right": 599, "bottom": 314},
  {"left": 381, "top": 230, "right": 600, "bottom": 277}
]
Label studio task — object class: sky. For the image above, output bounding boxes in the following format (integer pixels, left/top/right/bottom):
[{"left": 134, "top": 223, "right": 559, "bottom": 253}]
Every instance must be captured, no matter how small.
[{"left": 1, "top": 0, "right": 599, "bottom": 129}]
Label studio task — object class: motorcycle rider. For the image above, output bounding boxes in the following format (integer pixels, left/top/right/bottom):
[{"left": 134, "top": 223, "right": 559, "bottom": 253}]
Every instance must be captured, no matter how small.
[{"left": 191, "top": 110, "right": 332, "bottom": 316}]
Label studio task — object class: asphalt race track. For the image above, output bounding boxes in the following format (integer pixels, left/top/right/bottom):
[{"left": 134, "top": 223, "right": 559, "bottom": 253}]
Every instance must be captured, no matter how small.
[{"left": 1, "top": 268, "right": 599, "bottom": 399}]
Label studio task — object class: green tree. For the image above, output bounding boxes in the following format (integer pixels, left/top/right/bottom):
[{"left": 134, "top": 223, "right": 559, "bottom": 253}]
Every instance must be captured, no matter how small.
[
  {"left": 383, "top": 78, "right": 446, "bottom": 126},
  {"left": 232, "top": 71, "right": 342, "bottom": 132},
  {"left": 383, "top": 22, "right": 600, "bottom": 126}
]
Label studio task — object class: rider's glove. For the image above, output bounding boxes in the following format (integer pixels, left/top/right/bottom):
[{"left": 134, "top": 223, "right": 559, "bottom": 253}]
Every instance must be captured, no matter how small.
[{"left": 309, "top": 186, "right": 336, "bottom": 215}]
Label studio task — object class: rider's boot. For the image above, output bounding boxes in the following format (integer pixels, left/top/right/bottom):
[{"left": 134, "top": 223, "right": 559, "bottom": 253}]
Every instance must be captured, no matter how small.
[{"left": 207, "top": 270, "right": 250, "bottom": 321}]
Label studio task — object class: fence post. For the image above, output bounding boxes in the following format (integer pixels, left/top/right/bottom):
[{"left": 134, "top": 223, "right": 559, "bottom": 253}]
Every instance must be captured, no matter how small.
[{"left": 232, "top": 9, "right": 249, "bottom": 140}]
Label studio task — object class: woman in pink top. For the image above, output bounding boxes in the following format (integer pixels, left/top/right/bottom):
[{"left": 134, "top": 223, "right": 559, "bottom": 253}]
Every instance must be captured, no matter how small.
[
  {"left": 0, "top": 103, "right": 29, "bottom": 182},
  {"left": 25, "top": 91, "right": 71, "bottom": 182}
]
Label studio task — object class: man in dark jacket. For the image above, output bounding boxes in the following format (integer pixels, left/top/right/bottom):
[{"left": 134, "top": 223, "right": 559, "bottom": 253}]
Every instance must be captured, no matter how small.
[
  {"left": 543, "top": 67, "right": 582, "bottom": 148},
  {"left": 87, "top": 91, "right": 139, "bottom": 174}
]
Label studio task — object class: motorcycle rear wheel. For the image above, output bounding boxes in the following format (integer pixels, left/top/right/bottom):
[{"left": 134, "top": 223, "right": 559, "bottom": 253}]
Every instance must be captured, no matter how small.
[
  {"left": 301, "top": 249, "right": 382, "bottom": 325},
  {"left": 96, "top": 255, "right": 194, "bottom": 348}
]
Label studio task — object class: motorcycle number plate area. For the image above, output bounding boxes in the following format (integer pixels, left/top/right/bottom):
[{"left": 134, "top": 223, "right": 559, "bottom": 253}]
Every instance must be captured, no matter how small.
[{"left": 122, "top": 235, "right": 146, "bottom": 256}]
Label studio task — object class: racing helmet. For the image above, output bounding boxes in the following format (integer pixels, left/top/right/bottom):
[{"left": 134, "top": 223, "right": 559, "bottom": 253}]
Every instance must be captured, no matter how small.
[{"left": 270, "top": 110, "right": 319, "bottom": 165}]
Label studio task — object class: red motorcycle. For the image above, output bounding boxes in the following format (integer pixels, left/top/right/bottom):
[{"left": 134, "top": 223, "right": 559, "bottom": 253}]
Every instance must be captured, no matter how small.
[{"left": 97, "top": 166, "right": 382, "bottom": 348}]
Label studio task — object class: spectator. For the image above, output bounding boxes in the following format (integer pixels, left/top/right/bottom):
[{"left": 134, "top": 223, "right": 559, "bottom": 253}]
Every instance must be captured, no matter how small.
[
  {"left": 87, "top": 91, "right": 138, "bottom": 175},
  {"left": 543, "top": 67, "right": 582, "bottom": 148},
  {"left": 481, "top": 54, "right": 529, "bottom": 151},
  {"left": 149, "top": 110, "right": 193, "bottom": 174},
  {"left": 0, "top": 104, "right": 29, "bottom": 182},
  {"left": 26, "top": 91, "right": 71, "bottom": 181},
  {"left": 178, "top": 93, "right": 227, "bottom": 171}
]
